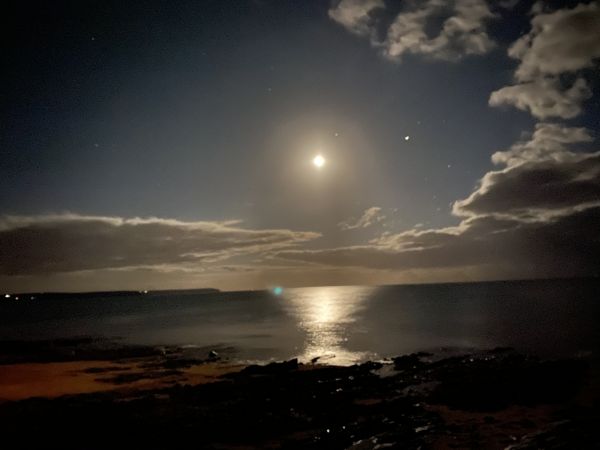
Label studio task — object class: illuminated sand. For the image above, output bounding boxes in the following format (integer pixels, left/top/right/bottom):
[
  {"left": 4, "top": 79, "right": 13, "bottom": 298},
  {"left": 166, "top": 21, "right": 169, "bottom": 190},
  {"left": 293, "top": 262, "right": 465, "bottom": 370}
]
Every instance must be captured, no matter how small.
[{"left": 0, "top": 359, "right": 244, "bottom": 401}]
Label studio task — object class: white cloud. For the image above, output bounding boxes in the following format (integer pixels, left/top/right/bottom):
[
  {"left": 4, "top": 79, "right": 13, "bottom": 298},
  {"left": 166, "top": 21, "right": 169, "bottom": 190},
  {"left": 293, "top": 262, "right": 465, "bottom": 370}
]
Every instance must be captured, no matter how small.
[
  {"left": 386, "top": 0, "right": 496, "bottom": 61},
  {"left": 490, "top": 123, "right": 593, "bottom": 166},
  {"left": 511, "top": 2, "right": 600, "bottom": 81},
  {"left": 338, "top": 206, "right": 386, "bottom": 230},
  {"left": 489, "top": 76, "right": 592, "bottom": 119},
  {"left": 329, "top": 0, "right": 497, "bottom": 62},
  {"left": 490, "top": 2, "right": 600, "bottom": 119},
  {"left": 328, "top": 0, "right": 384, "bottom": 37}
]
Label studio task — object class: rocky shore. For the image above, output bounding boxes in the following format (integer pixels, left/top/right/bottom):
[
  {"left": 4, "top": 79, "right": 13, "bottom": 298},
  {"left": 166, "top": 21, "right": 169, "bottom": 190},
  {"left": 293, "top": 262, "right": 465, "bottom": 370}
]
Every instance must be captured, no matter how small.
[{"left": 0, "top": 340, "right": 598, "bottom": 449}]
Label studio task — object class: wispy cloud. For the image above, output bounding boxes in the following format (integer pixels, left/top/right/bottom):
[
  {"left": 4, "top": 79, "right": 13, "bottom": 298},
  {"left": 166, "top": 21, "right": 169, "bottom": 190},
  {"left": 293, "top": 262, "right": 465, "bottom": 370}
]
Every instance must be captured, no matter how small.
[{"left": 338, "top": 206, "right": 386, "bottom": 230}]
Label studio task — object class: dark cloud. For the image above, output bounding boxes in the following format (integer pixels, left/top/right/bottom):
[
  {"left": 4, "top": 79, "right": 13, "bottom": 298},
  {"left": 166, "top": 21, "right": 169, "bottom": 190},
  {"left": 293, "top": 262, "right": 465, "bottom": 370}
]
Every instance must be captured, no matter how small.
[
  {"left": 453, "top": 154, "right": 600, "bottom": 217},
  {"left": 0, "top": 215, "right": 320, "bottom": 275},
  {"left": 454, "top": 124, "right": 599, "bottom": 217},
  {"left": 277, "top": 207, "right": 600, "bottom": 278}
]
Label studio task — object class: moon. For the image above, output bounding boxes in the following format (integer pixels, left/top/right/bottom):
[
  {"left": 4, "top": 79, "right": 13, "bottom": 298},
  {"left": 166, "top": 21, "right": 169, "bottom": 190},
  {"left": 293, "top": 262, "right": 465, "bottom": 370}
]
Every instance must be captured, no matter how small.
[{"left": 312, "top": 154, "right": 325, "bottom": 168}]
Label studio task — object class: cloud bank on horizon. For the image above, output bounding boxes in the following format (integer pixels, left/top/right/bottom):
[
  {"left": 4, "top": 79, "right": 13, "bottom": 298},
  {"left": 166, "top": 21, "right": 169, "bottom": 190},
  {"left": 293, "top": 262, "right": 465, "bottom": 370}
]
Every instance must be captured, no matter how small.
[
  {"left": 2, "top": 0, "right": 599, "bottom": 291},
  {"left": 0, "top": 215, "right": 319, "bottom": 275}
]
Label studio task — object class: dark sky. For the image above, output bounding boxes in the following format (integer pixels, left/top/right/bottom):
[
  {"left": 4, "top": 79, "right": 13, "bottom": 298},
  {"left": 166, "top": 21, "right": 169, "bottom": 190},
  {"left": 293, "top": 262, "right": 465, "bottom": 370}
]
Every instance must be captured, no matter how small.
[{"left": 1, "top": 0, "right": 599, "bottom": 291}]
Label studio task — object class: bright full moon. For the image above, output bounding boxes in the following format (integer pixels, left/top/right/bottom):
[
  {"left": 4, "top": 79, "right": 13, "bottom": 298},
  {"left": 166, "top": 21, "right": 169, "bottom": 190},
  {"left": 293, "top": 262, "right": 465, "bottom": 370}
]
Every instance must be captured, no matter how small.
[{"left": 312, "top": 154, "right": 325, "bottom": 168}]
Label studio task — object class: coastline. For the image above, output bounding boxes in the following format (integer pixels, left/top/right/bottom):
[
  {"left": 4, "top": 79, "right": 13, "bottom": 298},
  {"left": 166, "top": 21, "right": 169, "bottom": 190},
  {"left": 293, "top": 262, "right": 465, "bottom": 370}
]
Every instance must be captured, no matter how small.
[{"left": 0, "top": 339, "right": 598, "bottom": 449}]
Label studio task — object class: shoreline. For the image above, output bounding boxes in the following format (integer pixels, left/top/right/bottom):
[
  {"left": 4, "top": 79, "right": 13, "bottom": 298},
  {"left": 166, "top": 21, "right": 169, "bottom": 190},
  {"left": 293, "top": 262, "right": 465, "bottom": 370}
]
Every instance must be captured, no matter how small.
[
  {"left": 0, "top": 339, "right": 598, "bottom": 448},
  {"left": 0, "top": 337, "right": 246, "bottom": 402}
]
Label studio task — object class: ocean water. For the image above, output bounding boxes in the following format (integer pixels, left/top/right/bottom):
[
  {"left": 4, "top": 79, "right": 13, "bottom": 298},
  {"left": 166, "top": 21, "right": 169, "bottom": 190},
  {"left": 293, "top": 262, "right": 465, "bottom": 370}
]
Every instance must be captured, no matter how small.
[{"left": 1, "top": 279, "right": 598, "bottom": 365}]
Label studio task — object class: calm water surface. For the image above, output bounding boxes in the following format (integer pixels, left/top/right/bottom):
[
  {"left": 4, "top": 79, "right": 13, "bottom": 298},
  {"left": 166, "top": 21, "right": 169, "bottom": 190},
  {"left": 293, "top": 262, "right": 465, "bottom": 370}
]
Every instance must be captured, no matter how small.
[{"left": 1, "top": 279, "right": 598, "bottom": 365}]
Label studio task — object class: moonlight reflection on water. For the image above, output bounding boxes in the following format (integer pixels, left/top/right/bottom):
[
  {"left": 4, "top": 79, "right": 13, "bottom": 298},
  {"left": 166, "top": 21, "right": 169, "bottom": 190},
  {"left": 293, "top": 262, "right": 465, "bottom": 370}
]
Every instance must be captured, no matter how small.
[{"left": 283, "top": 286, "right": 375, "bottom": 365}]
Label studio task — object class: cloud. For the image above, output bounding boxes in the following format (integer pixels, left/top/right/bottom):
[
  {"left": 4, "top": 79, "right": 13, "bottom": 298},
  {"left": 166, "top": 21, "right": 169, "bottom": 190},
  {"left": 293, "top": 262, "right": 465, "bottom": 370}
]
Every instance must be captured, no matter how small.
[
  {"left": 277, "top": 208, "right": 600, "bottom": 278},
  {"left": 453, "top": 123, "right": 599, "bottom": 218},
  {"left": 489, "top": 76, "right": 592, "bottom": 119},
  {"left": 329, "top": 0, "right": 496, "bottom": 62},
  {"left": 277, "top": 124, "right": 600, "bottom": 279},
  {"left": 489, "top": 2, "right": 600, "bottom": 119},
  {"left": 510, "top": 2, "right": 600, "bottom": 81},
  {"left": 327, "top": 0, "right": 384, "bottom": 37},
  {"left": 490, "top": 122, "right": 593, "bottom": 166},
  {"left": 338, "top": 206, "right": 386, "bottom": 230},
  {"left": 0, "top": 214, "right": 320, "bottom": 276},
  {"left": 498, "top": 0, "right": 520, "bottom": 9}
]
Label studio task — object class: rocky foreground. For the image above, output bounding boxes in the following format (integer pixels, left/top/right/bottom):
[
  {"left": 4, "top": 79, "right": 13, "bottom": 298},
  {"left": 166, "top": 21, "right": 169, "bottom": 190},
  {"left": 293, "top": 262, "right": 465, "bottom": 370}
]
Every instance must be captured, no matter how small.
[{"left": 0, "top": 343, "right": 598, "bottom": 449}]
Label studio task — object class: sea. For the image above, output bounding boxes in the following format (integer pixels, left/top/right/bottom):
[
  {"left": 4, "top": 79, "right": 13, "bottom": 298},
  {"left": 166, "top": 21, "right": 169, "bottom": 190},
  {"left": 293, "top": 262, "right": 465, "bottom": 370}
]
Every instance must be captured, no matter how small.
[{"left": 1, "top": 278, "right": 598, "bottom": 365}]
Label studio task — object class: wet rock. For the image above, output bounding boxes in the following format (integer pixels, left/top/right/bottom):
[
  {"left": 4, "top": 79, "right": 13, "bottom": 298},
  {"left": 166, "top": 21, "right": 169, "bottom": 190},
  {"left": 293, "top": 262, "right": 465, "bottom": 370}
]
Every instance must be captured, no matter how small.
[
  {"left": 392, "top": 352, "right": 431, "bottom": 371},
  {"left": 234, "top": 358, "right": 299, "bottom": 377},
  {"left": 488, "top": 346, "right": 515, "bottom": 355},
  {"left": 505, "top": 418, "right": 598, "bottom": 449},
  {"left": 429, "top": 355, "right": 588, "bottom": 411}
]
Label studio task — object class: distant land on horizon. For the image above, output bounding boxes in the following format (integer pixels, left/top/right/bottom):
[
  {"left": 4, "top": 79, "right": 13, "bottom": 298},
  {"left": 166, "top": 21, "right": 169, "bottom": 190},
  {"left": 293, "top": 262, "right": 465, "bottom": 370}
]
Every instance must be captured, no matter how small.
[
  {"left": 3, "top": 276, "right": 599, "bottom": 299},
  {"left": 2, "top": 288, "right": 221, "bottom": 300}
]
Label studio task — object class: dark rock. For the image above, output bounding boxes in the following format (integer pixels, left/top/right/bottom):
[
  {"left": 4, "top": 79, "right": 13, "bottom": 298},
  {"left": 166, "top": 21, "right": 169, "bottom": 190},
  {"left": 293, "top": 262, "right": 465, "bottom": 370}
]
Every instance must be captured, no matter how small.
[
  {"left": 429, "top": 354, "right": 588, "bottom": 411},
  {"left": 235, "top": 358, "right": 299, "bottom": 377},
  {"left": 392, "top": 352, "right": 431, "bottom": 371}
]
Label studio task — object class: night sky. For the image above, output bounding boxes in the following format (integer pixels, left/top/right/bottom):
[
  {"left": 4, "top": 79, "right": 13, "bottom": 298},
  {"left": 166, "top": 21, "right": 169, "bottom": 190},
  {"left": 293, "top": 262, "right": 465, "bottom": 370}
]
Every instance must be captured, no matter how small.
[{"left": 1, "top": 0, "right": 599, "bottom": 291}]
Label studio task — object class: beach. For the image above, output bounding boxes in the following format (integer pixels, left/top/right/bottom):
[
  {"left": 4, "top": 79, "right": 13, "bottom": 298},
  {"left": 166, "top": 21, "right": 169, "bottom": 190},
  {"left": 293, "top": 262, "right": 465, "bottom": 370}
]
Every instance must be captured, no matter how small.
[{"left": 0, "top": 338, "right": 598, "bottom": 449}]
